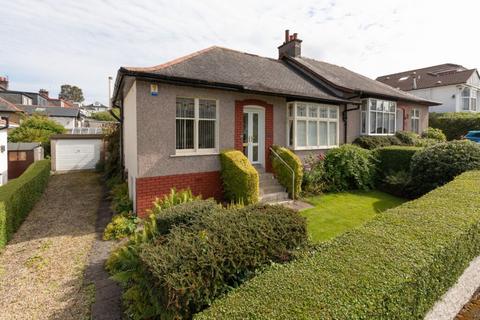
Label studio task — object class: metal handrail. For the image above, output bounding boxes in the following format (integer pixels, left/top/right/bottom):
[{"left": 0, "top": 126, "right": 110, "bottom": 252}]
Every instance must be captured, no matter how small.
[{"left": 269, "top": 147, "right": 296, "bottom": 201}]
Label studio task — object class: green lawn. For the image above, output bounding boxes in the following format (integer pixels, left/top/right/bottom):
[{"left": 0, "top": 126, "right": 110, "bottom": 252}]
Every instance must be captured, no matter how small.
[{"left": 302, "top": 190, "right": 406, "bottom": 243}]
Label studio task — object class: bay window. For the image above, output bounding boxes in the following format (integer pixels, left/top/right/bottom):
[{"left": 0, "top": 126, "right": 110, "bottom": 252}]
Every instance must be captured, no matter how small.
[
  {"left": 175, "top": 97, "right": 217, "bottom": 154},
  {"left": 360, "top": 99, "right": 396, "bottom": 135},
  {"left": 410, "top": 108, "right": 420, "bottom": 134},
  {"left": 461, "top": 87, "right": 478, "bottom": 111},
  {"left": 287, "top": 102, "right": 339, "bottom": 149}
]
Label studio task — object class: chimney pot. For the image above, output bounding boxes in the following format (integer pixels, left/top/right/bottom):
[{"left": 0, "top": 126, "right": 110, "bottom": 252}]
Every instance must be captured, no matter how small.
[
  {"left": 284, "top": 29, "right": 290, "bottom": 44},
  {"left": 293, "top": 33, "right": 298, "bottom": 40}
]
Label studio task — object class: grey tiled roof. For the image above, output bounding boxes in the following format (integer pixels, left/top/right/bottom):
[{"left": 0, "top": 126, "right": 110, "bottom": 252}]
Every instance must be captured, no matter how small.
[
  {"left": 18, "top": 105, "right": 80, "bottom": 117},
  {"left": 291, "top": 57, "right": 437, "bottom": 104},
  {"left": 0, "top": 96, "right": 21, "bottom": 112},
  {"left": 8, "top": 142, "right": 41, "bottom": 151},
  {"left": 376, "top": 64, "right": 476, "bottom": 91},
  {"left": 122, "top": 46, "right": 348, "bottom": 103}
]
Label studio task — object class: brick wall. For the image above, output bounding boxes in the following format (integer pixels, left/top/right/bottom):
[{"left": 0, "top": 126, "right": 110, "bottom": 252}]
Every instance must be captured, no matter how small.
[
  {"left": 234, "top": 99, "right": 274, "bottom": 172},
  {"left": 135, "top": 171, "right": 223, "bottom": 217}
]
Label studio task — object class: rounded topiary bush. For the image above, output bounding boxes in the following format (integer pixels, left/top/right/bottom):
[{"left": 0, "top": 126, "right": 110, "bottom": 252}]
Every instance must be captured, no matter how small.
[
  {"left": 410, "top": 140, "right": 480, "bottom": 195},
  {"left": 421, "top": 127, "right": 447, "bottom": 142},
  {"left": 395, "top": 131, "right": 420, "bottom": 145},
  {"left": 324, "top": 144, "right": 377, "bottom": 191}
]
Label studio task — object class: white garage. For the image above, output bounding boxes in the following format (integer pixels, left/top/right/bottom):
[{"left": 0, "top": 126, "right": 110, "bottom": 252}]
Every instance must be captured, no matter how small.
[{"left": 51, "top": 134, "right": 104, "bottom": 172}]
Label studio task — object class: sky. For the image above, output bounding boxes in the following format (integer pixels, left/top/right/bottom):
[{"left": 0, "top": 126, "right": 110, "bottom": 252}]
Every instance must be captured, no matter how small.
[{"left": 1, "top": 0, "right": 479, "bottom": 104}]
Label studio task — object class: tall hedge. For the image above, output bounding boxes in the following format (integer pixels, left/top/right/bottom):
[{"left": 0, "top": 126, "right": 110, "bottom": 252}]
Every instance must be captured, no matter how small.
[
  {"left": 375, "top": 146, "right": 421, "bottom": 175},
  {"left": 0, "top": 160, "right": 50, "bottom": 248},
  {"left": 271, "top": 145, "right": 303, "bottom": 198},
  {"left": 430, "top": 112, "right": 480, "bottom": 140},
  {"left": 197, "top": 170, "right": 480, "bottom": 320},
  {"left": 220, "top": 150, "right": 259, "bottom": 204}
]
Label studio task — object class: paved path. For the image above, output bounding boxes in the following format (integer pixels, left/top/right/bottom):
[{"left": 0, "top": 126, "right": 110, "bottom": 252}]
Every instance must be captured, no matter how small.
[{"left": 0, "top": 172, "right": 122, "bottom": 320}]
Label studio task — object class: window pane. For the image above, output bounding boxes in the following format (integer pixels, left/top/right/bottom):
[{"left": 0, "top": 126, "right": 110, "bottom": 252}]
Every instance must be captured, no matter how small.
[
  {"left": 329, "top": 107, "right": 337, "bottom": 119},
  {"left": 369, "top": 99, "right": 377, "bottom": 111},
  {"left": 462, "top": 87, "right": 470, "bottom": 97},
  {"left": 297, "top": 120, "right": 307, "bottom": 146},
  {"left": 361, "top": 111, "right": 367, "bottom": 134},
  {"left": 288, "top": 120, "right": 294, "bottom": 146},
  {"left": 176, "top": 98, "right": 194, "bottom": 118},
  {"left": 176, "top": 119, "right": 194, "bottom": 149},
  {"left": 388, "top": 113, "right": 395, "bottom": 134},
  {"left": 288, "top": 104, "right": 294, "bottom": 117},
  {"left": 463, "top": 98, "right": 470, "bottom": 110},
  {"left": 319, "top": 121, "right": 328, "bottom": 146},
  {"left": 309, "top": 106, "right": 318, "bottom": 117},
  {"left": 389, "top": 102, "right": 396, "bottom": 112},
  {"left": 252, "top": 113, "right": 258, "bottom": 143},
  {"left": 252, "top": 145, "right": 258, "bottom": 162},
  {"left": 18, "top": 152, "right": 27, "bottom": 161},
  {"left": 198, "top": 120, "right": 215, "bottom": 149},
  {"left": 308, "top": 121, "right": 318, "bottom": 146},
  {"left": 383, "top": 112, "right": 389, "bottom": 134},
  {"left": 8, "top": 152, "right": 17, "bottom": 161},
  {"left": 370, "top": 112, "right": 376, "bottom": 134},
  {"left": 329, "top": 122, "right": 337, "bottom": 146},
  {"left": 376, "top": 112, "right": 383, "bottom": 134},
  {"left": 297, "top": 104, "right": 307, "bottom": 116},
  {"left": 243, "top": 113, "right": 248, "bottom": 144},
  {"left": 199, "top": 99, "right": 216, "bottom": 119},
  {"left": 319, "top": 106, "right": 328, "bottom": 118}
]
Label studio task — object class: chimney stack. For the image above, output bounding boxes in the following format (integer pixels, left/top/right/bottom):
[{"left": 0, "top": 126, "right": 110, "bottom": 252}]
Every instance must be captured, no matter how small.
[
  {"left": 0, "top": 76, "right": 8, "bottom": 91},
  {"left": 278, "top": 29, "right": 302, "bottom": 59},
  {"left": 39, "top": 89, "right": 49, "bottom": 98}
]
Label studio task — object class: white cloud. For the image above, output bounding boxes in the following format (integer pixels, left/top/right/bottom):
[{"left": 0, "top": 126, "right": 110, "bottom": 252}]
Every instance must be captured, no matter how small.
[{"left": 1, "top": 0, "right": 479, "bottom": 103}]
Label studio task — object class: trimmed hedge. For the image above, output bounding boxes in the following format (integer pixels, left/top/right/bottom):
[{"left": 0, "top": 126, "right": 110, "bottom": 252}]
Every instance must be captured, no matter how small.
[
  {"left": 0, "top": 160, "right": 50, "bottom": 248},
  {"left": 430, "top": 112, "right": 480, "bottom": 140},
  {"left": 109, "top": 203, "right": 307, "bottom": 319},
  {"left": 395, "top": 130, "right": 420, "bottom": 145},
  {"left": 271, "top": 145, "right": 303, "bottom": 198},
  {"left": 375, "top": 146, "right": 421, "bottom": 175},
  {"left": 352, "top": 135, "right": 402, "bottom": 150},
  {"left": 197, "top": 170, "right": 480, "bottom": 319},
  {"left": 220, "top": 150, "right": 259, "bottom": 204}
]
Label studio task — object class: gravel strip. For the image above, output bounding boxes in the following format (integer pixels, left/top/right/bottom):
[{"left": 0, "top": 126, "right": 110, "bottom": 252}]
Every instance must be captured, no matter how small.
[
  {"left": 425, "top": 255, "right": 480, "bottom": 320},
  {"left": 0, "top": 172, "right": 101, "bottom": 320}
]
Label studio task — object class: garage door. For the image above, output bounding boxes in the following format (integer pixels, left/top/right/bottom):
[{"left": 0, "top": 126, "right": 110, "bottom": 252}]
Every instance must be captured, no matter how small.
[{"left": 55, "top": 139, "right": 101, "bottom": 171}]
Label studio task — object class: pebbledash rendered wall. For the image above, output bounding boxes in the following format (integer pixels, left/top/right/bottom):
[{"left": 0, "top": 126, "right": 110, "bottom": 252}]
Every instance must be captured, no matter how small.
[{"left": 127, "top": 80, "right": 430, "bottom": 216}]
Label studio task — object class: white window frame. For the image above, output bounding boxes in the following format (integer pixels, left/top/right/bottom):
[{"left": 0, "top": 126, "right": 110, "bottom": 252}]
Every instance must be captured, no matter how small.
[
  {"left": 175, "top": 97, "right": 219, "bottom": 155},
  {"left": 410, "top": 108, "right": 420, "bottom": 134},
  {"left": 461, "top": 86, "right": 478, "bottom": 112},
  {"left": 286, "top": 101, "right": 339, "bottom": 150},
  {"left": 360, "top": 98, "right": 397, "bottom": 136}
]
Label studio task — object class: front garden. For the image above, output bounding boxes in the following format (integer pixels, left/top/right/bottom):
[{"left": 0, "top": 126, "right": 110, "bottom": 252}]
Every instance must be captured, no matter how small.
[{"left": 103, "top": 128, "right": 480, "bottom": 319}]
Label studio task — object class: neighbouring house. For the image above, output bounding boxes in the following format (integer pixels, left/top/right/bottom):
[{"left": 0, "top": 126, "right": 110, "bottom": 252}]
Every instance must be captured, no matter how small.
[
  {"left": 0, "top": 96, "right": 23, "bottom": 127},
  {"left": 7, "top": 142, "right": 44, "bottom": 179},
  {"left": 0, "top": 76, "right": 8, "bottom": 91},
  {"left": 81, "top": 102, "right": 109, "bottom": 117},
  {"left": 377, "top": 64, "right": 480, "bottom": 113},
  {"left": 112, "top": 30, "right": 439, "bottom": 215},
  {"left": 18, "top": 105, "right": 81, "bottom": 129},
  {"left": 0, "top": 117, "right": 8, "bottom": 185}
]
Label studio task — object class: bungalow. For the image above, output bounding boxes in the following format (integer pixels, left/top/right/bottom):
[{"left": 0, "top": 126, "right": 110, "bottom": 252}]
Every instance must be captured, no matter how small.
[{"left": 112, "top": 30, "right": 439, "bottom": 215}]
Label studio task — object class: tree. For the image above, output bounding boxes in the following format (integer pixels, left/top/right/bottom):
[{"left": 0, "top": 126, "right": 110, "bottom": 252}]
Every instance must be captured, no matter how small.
[
  {"left": 90, "top": 109, "right": 119, "bottom": 122},
  {"left": 8, "top": 115, "right": 65, "bottom": 155},
  {"left": 59, "top": 84, "right": 84, "bottom": 103}
]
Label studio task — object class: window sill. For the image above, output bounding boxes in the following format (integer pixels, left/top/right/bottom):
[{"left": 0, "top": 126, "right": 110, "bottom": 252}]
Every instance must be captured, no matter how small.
[
  {"left": 170, "top": 152, "right": 220, "bottom": 158},
  {"left": 290, "top": 146, "right": 338, "bottom": 151}
]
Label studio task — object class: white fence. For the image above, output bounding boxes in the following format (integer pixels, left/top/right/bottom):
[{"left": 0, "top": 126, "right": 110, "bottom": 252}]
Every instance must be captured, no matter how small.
[{"left": 68, "top": 127, "right": 103, "bottom": 134}]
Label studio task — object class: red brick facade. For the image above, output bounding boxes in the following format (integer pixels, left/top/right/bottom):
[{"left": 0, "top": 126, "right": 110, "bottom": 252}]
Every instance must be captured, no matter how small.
[
  {"left": 234, "top": 99, "right": 274, "bottom": 172},
  {"left": 135, "top": 171, "right": 223, "bottom": 217}
]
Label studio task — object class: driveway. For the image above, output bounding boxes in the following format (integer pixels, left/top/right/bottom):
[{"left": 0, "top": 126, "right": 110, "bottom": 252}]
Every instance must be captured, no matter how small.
[{"left": 0, "top": 172, "right": 101, "bottom": 319}]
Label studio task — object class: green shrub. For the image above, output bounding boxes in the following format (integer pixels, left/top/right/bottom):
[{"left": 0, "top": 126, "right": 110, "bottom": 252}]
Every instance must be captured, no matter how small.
[
  {"left": 352, "top": 135, "right": 402, "bottom": 150},
  {"left": 271, "top": 145, "right": 303, "bottom": 198},
  {"left": 430, "top": 112, "right": 480, "bottom": 140},
  {"left": 148, "top": 188, "right": 200, "bottom": 215},
  {"left": 90, "top": 110, "right": 118, "bottom": 122},
  {"left": 220, "top": 150, "right": 259, "bottom": 204},
  {"left": 197, "top": 170, "right": 480, "bottom": 320},
  {"left": 103, "top": 124, "right": 122, "bottom": 179},
  {"left": 375, "top": 146, "right": 421, "bottom": 176},
  {"left": 421, "top": 127, "right": 446, "bottom": 141},
  {"left": 414, "top": 138, "right": 441, "bottom": 147},
  {"left": 395, "top": 130, "right": 420, "bottom": 145},
  {"left": 381, "top": 170, "right": 413, "bottom": 198},
  {"left": 103, "top": 212, "right": 139, "bottom": 240},
  {"left": 410, "top": 140, "right": 480, "bottom": 196},
  {"left": 124, "top": 204, "right": 307, "bottom": 319},
  {"left": 110, "top": 182, "right": 133, "bottom": 213},
  {"left": 323, "top": 144, "right": 377, "bottom": 191},
  {"left": 0, "top": 160, "right": 50, "bottom": 248},
  {"left": 302, "top": 153, "right": 327, "bottom": 195}
]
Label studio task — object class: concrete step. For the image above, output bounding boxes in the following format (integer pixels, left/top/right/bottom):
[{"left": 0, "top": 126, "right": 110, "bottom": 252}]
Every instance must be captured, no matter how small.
[
  {"left": 259, "top": 178, "right": 280, "bottom": 188},
  {"left": 259, "top": 191, "right": 289, "bottom": 203},
  {"left": 253, "top": 165, "right": 265, "bottom": 174},
  {"left": 260, "top": 185, "right": 285, "bottom": 195}
]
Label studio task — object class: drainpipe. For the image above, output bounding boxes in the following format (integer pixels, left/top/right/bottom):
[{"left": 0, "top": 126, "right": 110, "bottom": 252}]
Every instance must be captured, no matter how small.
[{"left": 342, "top": 104, "right": 360, "bottom": 144}]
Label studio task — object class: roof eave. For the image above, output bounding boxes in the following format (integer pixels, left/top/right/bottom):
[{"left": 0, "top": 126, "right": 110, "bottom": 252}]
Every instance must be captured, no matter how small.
[{"left": 355, "top": 90, "right": 441, "bottom": 106}]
